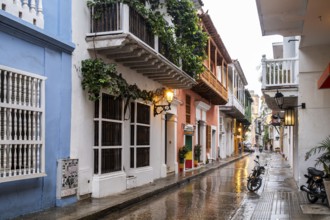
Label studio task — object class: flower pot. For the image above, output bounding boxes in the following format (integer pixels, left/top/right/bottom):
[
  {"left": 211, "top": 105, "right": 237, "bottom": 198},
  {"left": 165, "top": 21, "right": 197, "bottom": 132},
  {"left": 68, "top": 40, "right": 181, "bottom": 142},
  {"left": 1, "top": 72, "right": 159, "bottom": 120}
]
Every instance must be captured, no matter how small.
[
  {"left": 179, "top": 159, "right": 185, "bottom": 172},
  {"left": 194, "top": 160, "right": 198, "bottom": 167},
  {"left": 179, "top": 163, "right": 184, "bottom": 172}
]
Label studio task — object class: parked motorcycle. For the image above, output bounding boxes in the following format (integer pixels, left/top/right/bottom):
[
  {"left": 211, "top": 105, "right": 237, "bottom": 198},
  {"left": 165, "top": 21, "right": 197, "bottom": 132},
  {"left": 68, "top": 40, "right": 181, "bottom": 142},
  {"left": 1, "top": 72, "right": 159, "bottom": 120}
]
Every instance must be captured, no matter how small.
[
  {"left": 300, "top": 167, "right": 328, "bottom": 204},
  {"left": 247, "top": 155, "right": 267, "bottom": 192}
]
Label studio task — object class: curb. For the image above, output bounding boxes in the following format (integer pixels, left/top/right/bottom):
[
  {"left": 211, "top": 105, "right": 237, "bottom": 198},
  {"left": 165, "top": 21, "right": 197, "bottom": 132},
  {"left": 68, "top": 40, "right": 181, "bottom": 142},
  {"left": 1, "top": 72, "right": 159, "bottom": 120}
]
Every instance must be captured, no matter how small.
[{"left": 80, "top": 153, "right": 251, "bottom": 219}]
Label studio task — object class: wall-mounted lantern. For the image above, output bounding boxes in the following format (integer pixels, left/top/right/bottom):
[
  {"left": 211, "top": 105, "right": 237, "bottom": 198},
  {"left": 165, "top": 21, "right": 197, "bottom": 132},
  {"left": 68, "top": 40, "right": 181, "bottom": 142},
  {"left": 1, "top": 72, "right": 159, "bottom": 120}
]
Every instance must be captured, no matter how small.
[
  {"left": 284, "top": 108, "right": 295, "bottom": 126},
  {"left": 153, "top": 88, "right": 174, "bottom": 116},
  {"left": 274, "top": 90, "right": 284, "bottom": 109},
  {"left": 274, "top": 90, "right": 306, "bottom": 126}
]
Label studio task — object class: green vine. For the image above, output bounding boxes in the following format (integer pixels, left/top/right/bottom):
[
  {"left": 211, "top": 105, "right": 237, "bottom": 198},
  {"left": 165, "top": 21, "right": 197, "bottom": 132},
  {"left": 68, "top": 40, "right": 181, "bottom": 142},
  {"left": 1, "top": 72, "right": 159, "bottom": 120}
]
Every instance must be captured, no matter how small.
[
  {"left": 81, "top": 58, "right": 154, "bottom": 103},
  {"left": 87, "top": 0, "right": 208, "bottom": 78}
]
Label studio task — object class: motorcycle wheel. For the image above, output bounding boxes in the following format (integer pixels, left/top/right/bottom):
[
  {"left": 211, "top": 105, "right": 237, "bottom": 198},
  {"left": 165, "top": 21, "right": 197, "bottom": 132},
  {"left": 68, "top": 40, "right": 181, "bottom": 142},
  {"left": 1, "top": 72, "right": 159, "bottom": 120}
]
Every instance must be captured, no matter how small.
[
  {"left": 247, "top": 178, "right": 262, "bottom": 192},
  {"left": 307, "top": 192, "right": 318, "bottom": 203}
]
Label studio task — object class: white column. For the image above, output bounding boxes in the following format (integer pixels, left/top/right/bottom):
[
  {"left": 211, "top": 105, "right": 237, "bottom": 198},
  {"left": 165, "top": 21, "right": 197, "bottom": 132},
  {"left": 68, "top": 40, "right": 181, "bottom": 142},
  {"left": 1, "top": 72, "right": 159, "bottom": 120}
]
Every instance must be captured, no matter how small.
[
  {"left": 261, "top": 55, "right": 267, "bottom": 89},
  {"left": 121, "top": 4, "right": 129, "bottom": 32}
]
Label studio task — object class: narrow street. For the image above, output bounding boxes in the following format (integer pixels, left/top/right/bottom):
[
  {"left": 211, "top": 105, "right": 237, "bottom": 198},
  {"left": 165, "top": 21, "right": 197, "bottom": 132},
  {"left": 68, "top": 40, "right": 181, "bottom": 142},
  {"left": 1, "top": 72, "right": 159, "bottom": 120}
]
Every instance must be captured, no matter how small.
[
  {"left": 100, "top": 152, "right": 330, "bottom": 220},
  {"left": 98, "top": 153, "right": 259, "bottom": 219},
  {"left": 101, "top": 153, "right": 256, "bottom": 220},
  {"left": 15, "top": 152, "right": 330, "bottom": 219}
]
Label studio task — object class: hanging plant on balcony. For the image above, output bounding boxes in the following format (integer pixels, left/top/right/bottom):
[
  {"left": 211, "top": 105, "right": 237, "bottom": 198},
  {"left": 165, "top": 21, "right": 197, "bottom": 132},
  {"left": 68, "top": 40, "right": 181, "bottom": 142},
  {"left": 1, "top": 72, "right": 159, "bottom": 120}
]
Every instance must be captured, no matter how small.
[
  {"left": 165, "top": 0, "right": 208, "bottom": 76},
  {"left": 86, "top": 0, "right": 207, "bottom": 78},
  {"left": 81, "top": 58, "right": 154, "bottom": 114}
]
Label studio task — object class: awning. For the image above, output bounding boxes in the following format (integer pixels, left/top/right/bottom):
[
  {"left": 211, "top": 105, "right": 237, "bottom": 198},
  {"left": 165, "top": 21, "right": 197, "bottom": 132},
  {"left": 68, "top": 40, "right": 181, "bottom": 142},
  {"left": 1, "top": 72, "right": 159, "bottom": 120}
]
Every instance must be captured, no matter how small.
[{"left": 318, "top": 63, "right": 330, "bottom": 89}]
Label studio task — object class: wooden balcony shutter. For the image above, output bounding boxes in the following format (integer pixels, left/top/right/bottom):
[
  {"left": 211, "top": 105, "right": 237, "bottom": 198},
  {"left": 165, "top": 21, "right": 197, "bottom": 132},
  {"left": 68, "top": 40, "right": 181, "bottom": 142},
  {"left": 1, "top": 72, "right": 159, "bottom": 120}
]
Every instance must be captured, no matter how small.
[
  {"left": 186, "top": 95, "right": 191, "bottom": 123},
  {"left": 206, "top": 125, "right": 211, "bottom": 149}
]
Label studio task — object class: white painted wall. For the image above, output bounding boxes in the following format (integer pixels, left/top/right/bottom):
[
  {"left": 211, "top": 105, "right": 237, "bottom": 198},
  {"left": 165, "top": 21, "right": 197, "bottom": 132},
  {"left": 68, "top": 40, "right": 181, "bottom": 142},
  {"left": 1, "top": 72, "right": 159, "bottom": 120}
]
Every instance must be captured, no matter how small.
[
  {"left": 296, "top": 45, "right": 330, "bottom": 185},
  {"left": 222, "top": 116, "right": 234, "bottom": 157},
  {"left": 71, "top": 0, "right": 176, "bottom": 198}
]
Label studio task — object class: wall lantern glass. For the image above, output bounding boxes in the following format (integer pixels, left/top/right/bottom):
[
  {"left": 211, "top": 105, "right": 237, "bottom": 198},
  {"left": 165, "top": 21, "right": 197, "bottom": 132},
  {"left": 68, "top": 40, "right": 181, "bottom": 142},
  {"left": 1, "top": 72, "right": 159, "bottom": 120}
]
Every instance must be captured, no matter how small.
[
  {"left": 284, "top": 108, "right": 295, "bottom": 126},
  {"left": 153, "top": 88, "right": 174, "bottom": 116},
  {"left": 274, "top": 90, "right": 284, "bottom": 109}
]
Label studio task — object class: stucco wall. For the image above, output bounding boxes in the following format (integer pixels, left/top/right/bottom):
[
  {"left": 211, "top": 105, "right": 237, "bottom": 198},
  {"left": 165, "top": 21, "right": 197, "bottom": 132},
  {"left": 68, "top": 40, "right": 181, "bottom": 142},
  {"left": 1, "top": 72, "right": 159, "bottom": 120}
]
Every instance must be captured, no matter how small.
[
  {"left": 297, "top": 45, "right": 330, "bottom": 185},
  {"left": 71, "top": 0, "right": 173, "bottom": 198},
  {"left": 0, "top": 0, "right": 73, "bottom": 217}
]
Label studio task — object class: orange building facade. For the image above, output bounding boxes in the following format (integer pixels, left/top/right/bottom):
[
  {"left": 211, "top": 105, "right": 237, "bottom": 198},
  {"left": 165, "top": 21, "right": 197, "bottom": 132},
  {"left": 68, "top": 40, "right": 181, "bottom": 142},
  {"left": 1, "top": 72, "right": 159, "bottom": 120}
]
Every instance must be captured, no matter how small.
[{"left": 176, "top": 12, "right": 232, "bottom": 171}]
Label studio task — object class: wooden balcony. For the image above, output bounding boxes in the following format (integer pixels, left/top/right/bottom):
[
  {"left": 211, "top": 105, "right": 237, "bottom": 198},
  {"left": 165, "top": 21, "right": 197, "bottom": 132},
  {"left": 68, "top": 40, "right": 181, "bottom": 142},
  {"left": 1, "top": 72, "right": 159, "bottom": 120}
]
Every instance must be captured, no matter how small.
[
  {"left": 86, "top": 3, "right": 196, "bottom": 89},
  {"left": 192, "top": 68, "right": 228, "bottom": 105}
]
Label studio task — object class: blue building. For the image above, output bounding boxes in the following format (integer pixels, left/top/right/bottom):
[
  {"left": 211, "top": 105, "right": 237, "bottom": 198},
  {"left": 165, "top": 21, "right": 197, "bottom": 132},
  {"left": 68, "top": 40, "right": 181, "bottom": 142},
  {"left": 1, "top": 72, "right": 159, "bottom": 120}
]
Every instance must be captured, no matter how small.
[{"left": 0, "top": 0, "right": 74, "bottom": 218}]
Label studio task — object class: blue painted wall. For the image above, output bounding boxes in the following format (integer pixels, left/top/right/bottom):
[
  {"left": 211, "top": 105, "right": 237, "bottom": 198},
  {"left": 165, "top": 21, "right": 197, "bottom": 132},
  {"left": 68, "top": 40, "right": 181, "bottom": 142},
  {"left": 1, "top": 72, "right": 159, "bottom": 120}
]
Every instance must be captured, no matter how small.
[{"left": 0, "top": 0, "right": 74, "bottom": 218}]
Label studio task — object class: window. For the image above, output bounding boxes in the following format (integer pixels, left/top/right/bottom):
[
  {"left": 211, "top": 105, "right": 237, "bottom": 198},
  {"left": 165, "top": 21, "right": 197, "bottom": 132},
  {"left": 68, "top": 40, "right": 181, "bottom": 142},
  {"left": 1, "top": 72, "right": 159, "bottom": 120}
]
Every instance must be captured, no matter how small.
[
  {"left": 206, "top": 125, "right": 211, "bottom": 149},
  {"left": 0, "top": 65, "right": 46, "bottom": 182},
  {"left": 94, "top": 93, "right": 123, "bottom": 174},
  {"left": 130, "top": 102, "right": 150, "bottom": 168},
  {"left": 186, "top": 95, "right": 191, "bottom": 123}
]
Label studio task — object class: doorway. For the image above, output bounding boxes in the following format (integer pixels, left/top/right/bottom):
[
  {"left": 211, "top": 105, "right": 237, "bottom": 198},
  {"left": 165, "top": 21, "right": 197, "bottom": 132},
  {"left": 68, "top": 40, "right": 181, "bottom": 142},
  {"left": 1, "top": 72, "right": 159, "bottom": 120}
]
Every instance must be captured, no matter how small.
[{"left": 165, "top": 114, "right": 175, "bottom": 173}]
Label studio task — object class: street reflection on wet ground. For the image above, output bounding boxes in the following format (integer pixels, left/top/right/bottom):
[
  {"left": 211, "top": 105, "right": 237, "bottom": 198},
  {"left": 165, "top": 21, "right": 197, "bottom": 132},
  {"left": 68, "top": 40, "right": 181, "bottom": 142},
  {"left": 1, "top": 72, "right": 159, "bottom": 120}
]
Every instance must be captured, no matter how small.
[
  {"left": 101, "top": 153, "right": 263, "bottom": 220},
  {"left": 101, "top": 153, "right": 330, "bottom": 220}
]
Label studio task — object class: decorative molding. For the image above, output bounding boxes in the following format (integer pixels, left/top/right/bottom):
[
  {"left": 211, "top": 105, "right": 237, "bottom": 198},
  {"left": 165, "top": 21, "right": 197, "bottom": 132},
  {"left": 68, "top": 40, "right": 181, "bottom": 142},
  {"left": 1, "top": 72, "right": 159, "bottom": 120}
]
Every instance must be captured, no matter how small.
[{"left": 195, "top": 101, "right": 211, "bottom": 111}]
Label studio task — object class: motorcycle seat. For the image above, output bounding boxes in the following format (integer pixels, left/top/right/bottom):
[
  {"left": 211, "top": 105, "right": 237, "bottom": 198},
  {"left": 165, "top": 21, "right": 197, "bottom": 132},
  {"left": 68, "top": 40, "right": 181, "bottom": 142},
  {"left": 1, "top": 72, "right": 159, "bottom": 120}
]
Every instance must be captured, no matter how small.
[{"left": 307, "top": 167, "right": 324, "bottom": 177}]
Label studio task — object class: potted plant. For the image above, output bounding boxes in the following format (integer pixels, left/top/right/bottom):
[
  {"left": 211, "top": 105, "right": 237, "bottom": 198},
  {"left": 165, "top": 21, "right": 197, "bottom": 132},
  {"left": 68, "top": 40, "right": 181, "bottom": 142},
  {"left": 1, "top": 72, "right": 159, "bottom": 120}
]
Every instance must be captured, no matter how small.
[
  {"left": 305, "top": 135, "right": 330, "bottom": 206},
  {"left": 178, "top": 146, "right": 189, "bottom": 172},
  {"left": 194, "top": 145, "right": 201, "bottom": 167}
]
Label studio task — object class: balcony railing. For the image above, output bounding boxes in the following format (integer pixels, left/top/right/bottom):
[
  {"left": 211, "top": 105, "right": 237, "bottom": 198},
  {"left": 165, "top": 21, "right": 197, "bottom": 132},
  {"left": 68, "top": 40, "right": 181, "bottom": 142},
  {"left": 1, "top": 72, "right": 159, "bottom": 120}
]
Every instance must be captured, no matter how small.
[
  {"left": 192, "top": 68, "right": 227, "bottom": 105},
  {"left": 90, "top": 3, "right": 154, "bottom": 49},
  {"left": 87, "top": 3, "right": 197, "bottom": 89},
  {"left": 0, "top": 0, "right": 44, "bottom": 28},
  {"left": 219, "top": 89, "right": 245, "bottom": 118},
  {"left": 201, "top": 68, "right": 227, "bottom": 98},
  {"left": 261, "top": 55, "right": 299, "bottom": 89}
]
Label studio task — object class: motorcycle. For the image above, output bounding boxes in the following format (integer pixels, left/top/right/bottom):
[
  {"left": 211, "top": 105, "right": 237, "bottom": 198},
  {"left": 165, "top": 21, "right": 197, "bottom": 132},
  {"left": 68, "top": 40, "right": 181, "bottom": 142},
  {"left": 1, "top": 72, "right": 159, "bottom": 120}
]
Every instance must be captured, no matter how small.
[
  {"left": 247, "top": 155, "right": 267, "bottom": 192},
  {"left": 300, "top": 167, "right": 328, "bottom": 204}
]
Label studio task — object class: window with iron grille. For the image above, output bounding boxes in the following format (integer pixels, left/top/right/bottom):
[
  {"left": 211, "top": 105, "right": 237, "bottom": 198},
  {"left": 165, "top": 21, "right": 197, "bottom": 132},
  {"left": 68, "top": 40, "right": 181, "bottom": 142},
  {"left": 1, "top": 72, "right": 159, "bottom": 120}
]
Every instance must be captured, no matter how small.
[
  {"left": 94, "top": 93, "right": 123, "bottom": 174},
  {"left": 130, "top": 102, "right": 150, "bottom": 168},
  {"left": 186, "top": 95, "right": 191, "bottom": 123},
  {"left": 0, "top": 65, "right": 46, "bottom": 182}
]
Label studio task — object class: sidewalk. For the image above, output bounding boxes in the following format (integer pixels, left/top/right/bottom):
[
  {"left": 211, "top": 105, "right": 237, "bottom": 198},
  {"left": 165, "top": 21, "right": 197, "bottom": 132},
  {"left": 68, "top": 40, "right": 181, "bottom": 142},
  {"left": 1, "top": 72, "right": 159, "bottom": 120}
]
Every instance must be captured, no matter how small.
[
  {"left": 15, "top": 153, "right": 250, "bottom": 220},
  {"left": 248, "top": 152, "right": 330, "bottom": 220}
]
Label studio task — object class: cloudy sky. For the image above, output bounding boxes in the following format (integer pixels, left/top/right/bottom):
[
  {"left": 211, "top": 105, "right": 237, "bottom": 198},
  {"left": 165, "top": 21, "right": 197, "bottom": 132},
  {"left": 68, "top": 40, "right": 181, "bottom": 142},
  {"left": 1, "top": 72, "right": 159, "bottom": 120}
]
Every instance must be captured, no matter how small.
[{"left": 202, "top": 0, "right": 282, "bottom": 96}]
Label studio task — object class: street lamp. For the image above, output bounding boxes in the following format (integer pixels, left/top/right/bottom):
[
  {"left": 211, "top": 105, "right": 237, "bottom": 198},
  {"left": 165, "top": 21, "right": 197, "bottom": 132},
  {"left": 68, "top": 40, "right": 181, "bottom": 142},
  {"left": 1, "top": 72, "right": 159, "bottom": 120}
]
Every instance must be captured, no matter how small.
[
  {"left": 153, "top": 88, "right": 174, "bottom": 116},
  {"left": 273, "top": 90, "right": 306, "bottom": 126},
  {"left": 274, "top": 90, "right": 284, "bottom": 109}
]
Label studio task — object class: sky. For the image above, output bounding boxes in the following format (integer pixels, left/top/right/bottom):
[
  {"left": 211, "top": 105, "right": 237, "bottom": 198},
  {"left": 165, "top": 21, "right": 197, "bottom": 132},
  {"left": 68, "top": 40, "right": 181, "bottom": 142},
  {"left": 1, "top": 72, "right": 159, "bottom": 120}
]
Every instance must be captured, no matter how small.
[{"left": 202, "top": 0, "right": 282, "bottom": 96}]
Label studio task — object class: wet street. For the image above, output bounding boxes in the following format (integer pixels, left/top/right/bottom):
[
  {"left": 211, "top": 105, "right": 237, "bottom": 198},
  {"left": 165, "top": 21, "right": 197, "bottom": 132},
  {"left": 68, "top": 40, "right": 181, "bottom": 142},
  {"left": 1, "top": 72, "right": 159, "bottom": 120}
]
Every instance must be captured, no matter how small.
[
  {"left": 18, "top": 152, "right": 330, "bottom": 219},
  {"left": 101, "top": 153, "right": 270, "bottom": 220}
]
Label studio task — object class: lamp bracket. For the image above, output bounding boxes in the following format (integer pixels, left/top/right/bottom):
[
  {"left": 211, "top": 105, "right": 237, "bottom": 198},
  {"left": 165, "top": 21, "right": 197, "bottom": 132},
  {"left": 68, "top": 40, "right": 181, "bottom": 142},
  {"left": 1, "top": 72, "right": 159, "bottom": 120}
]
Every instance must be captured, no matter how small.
[
  {"left": 154, "top": 104, "right": 171, "bottom": 116},
  {"left": 283, "top": 103, "right": 306, "bottom": 110}
]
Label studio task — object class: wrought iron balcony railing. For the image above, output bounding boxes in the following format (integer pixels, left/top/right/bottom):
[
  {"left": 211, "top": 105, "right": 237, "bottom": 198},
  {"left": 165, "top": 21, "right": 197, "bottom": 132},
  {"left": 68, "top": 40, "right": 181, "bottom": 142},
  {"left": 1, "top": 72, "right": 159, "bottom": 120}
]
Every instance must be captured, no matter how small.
[{"left": 90, "top": 3, "right": 155, "bottom": 50}]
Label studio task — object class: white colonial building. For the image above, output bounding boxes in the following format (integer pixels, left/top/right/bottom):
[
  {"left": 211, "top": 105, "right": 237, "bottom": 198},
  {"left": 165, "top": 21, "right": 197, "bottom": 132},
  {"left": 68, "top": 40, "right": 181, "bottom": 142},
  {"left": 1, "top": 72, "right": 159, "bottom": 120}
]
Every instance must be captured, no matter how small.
[{"left": 71, "top": 1, "right": 200, "bottom": 198}]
